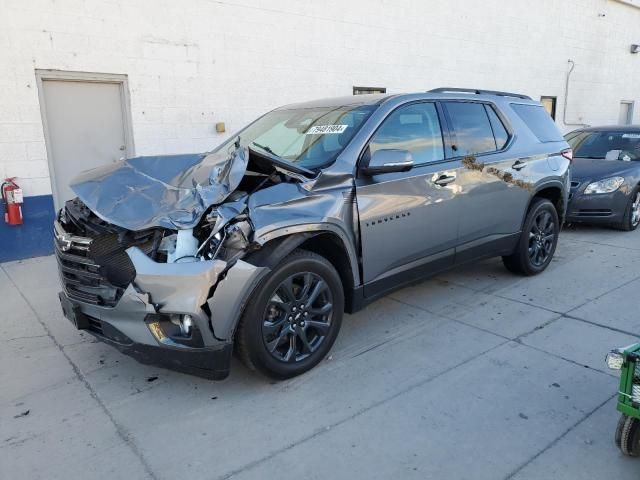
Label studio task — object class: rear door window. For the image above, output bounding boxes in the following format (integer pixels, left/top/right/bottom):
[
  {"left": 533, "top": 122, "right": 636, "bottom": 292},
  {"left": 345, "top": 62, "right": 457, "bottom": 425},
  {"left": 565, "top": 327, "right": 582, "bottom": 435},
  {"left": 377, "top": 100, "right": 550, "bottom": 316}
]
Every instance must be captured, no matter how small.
[
  {"left": 443, "top": 102, "right": 497, "bottom": 156},
  {"left": 511, "top": 104, "right": 564, "bottom": 142}
]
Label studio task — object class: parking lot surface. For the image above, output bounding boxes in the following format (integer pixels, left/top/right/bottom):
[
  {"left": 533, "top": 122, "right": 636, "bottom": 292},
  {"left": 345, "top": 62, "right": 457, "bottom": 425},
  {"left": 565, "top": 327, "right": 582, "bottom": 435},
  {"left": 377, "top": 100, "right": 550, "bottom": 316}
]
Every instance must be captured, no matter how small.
[{"left": 2, "top": 225, "right": 639, "bottom": 479}]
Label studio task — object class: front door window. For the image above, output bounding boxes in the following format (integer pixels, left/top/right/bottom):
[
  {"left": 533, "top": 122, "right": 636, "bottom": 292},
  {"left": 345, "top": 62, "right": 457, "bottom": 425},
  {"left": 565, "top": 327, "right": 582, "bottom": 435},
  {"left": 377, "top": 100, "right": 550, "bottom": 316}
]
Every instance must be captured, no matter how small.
[{"left": 368, "top": 102, "right": 445, "bottom": 165}]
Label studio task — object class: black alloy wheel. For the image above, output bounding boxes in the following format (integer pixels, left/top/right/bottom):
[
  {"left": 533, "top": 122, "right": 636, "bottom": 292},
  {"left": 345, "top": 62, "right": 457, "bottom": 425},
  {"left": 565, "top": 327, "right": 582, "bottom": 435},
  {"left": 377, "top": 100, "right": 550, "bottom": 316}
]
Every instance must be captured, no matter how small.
[
  {"left": 262, "top": 272, "right": 333, "bottom": 363},
  {"left": 235, "top": 249, "right": 344, "bottom": 379},
  {"left": 528, "top": 210, "right": 556, "bottom": 267},
  {"left": 503, "top": 198, "right": 559, "bottom": 276}
]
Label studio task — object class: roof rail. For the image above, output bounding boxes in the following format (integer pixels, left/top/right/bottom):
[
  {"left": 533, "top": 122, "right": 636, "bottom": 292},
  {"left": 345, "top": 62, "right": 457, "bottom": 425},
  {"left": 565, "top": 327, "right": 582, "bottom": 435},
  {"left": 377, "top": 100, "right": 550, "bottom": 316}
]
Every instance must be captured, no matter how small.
[{"left": 428, "top": 87, "right": 532, "bottom": 100}]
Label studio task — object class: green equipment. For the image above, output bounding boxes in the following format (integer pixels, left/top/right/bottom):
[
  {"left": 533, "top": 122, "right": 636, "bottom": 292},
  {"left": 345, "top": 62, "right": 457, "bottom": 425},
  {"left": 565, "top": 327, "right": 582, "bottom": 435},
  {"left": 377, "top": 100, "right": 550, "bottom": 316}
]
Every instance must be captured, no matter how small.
[{"left": 606, "top": 343, "right": 640, "bottom": 456}]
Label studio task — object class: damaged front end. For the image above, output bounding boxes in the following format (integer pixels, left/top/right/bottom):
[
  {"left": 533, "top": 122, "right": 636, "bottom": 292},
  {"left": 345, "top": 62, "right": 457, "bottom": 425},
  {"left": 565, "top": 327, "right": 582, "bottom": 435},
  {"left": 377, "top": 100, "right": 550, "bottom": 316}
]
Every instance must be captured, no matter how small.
[
  {"left": 55, "top": 198, "right": 268, "bottom": 379},
  {"left": 54, "top": 146, "right": 298, "bottom": 379}
]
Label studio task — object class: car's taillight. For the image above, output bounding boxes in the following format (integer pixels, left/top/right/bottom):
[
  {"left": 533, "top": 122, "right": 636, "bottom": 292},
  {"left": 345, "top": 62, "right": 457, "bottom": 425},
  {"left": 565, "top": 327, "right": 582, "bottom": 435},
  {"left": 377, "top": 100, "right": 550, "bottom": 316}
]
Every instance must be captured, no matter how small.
[{"left": 561, "top": 149, "right": 573, "bottom": 162}]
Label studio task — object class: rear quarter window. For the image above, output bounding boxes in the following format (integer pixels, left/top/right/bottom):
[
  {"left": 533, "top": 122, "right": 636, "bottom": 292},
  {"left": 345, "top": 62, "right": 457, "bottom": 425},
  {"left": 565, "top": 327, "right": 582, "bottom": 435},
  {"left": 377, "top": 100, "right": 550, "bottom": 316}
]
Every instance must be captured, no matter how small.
[
  {"left": 485, "top": 105, "right": 510, "bottom": 150},
  {"left": 511, "top": 104, "right": 564, "bottom": 143}
]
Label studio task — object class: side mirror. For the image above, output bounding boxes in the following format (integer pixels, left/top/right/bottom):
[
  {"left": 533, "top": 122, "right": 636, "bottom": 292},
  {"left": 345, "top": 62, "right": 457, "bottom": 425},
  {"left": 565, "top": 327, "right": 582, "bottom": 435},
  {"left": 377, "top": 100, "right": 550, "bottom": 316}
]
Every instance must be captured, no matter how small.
[{"left": 361, "top": 149, "right": 414, "bottom": 175}]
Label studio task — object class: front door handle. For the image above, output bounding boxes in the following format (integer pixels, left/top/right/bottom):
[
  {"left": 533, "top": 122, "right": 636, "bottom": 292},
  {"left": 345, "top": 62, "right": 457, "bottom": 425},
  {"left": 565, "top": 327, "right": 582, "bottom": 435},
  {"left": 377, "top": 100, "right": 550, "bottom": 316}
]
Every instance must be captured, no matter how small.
[
  {"left": 434, "top": 174, "right": 456, "bottom": 186},
  {"left": 512, "top": 160, "right": 528, "bottom": 170}
]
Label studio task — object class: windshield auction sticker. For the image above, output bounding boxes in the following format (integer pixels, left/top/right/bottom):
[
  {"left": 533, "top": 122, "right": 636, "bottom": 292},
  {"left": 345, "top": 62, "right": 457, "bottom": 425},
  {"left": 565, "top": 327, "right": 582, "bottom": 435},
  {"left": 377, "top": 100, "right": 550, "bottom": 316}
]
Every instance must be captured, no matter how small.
[{"left": 306, "top": 124, "right": 348, "bottom": 135}]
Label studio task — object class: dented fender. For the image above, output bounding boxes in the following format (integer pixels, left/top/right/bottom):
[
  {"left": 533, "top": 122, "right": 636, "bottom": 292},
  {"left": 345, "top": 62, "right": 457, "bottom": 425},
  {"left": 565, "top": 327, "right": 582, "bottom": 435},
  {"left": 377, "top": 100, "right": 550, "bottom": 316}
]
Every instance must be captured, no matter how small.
[
  {"left": 126, "top": 247, "right": 269, "bottom": 343},
  {"left": 207, "top": 260, "right": 269, "bottom": 340},
  {"left": 244, "top": 181, "right": 362, "bottom": 286},
  {"left": 127, "top": 247, "right": 227, "bottom": 314}
]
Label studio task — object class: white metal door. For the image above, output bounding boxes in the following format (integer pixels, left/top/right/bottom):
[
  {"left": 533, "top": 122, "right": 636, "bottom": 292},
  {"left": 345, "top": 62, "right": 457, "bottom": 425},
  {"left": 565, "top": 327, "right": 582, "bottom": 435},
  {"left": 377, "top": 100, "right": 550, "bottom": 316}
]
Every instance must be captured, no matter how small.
[{"left": 40, "top": 79, "right": 129, "bottom": 208}]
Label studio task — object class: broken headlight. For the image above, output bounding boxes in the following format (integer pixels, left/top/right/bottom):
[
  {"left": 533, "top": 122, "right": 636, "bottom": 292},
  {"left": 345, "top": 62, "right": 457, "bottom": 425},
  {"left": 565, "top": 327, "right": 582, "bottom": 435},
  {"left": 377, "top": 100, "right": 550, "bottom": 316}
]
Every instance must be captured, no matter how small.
[
  {"left": 202, "top": 220, "right": 251, "bottom": 261},
  {"left": 193, "top": 213, "right": 251, "bottom": 261}
]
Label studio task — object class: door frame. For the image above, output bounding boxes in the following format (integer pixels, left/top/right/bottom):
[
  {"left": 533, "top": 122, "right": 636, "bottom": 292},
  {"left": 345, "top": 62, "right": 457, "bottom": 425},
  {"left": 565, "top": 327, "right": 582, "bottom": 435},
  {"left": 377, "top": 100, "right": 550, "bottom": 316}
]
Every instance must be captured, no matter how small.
[
  {"left": 35, "top": 69, "right": 135, "bottom": 210},
  {"left": 620, "top": 100, "right": 635, "bottom": 125}
]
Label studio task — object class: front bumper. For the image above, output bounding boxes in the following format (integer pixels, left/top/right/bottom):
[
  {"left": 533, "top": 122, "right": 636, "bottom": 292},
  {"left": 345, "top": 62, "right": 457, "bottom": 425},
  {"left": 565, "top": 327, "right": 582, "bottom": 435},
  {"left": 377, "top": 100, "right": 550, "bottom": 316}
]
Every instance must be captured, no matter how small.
[
  {"left": 566, "top": 181, "right": 629, "bottom": 224},
  {"left": 59, "top": 290, "right": 233, "bottom": 379},
  {"left": 55, "top": 221, "right": 267, "bottom": 380}
]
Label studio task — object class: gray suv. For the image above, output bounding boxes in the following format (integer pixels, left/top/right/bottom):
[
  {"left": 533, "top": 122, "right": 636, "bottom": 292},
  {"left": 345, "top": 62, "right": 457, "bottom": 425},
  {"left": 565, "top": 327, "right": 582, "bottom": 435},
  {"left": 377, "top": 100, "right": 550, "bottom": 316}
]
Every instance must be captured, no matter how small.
[{"left": 55, "top": 88, "right": 571, "bottom": 380}]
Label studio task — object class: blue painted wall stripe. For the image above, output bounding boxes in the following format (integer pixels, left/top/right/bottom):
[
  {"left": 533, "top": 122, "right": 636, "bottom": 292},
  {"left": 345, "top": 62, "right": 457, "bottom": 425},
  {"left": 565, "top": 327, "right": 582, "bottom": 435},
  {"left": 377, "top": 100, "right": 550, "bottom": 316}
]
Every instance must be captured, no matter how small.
[{"left": 0, "top": 195, "right": 56, "bottom": 262}]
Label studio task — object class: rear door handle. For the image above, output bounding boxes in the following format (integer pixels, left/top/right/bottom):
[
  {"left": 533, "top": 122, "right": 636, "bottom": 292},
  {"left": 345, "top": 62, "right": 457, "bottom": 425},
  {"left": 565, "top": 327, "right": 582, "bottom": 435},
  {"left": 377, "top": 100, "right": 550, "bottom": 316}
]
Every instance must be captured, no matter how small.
[
  {"left": 512, "top": 160, "right": 528, "bottom": 170},
  {"left": 434, "top": 174, "right": 456, "bottom": 186}
]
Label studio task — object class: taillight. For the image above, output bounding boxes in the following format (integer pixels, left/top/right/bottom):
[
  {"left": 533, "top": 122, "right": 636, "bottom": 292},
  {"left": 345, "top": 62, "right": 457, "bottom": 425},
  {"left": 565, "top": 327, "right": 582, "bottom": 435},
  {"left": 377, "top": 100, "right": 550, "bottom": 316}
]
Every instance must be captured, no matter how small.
[{"left": 561, "top": 149, "right": 573, "bottom": 162}]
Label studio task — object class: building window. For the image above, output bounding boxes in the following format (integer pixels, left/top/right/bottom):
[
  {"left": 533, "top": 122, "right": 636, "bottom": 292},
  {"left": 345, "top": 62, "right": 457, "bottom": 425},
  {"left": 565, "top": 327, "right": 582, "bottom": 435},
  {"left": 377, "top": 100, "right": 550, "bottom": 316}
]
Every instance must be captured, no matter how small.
[
  {"left": 619, "top": 101, "right": 634, "bottom": 125},
  {"left": 353, "top": 86, "right": 386, "bottom": 95},
  {"left": 540, "top": 96, "right": 557, "bottom": 120}
]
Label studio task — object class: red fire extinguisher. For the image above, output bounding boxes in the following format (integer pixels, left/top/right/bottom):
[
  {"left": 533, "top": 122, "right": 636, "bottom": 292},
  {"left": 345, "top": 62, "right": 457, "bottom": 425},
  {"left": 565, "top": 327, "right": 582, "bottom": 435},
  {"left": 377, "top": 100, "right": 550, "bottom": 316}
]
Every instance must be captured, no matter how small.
[{"left": 1, "top": 177, "right": 23, "bottom": 225}]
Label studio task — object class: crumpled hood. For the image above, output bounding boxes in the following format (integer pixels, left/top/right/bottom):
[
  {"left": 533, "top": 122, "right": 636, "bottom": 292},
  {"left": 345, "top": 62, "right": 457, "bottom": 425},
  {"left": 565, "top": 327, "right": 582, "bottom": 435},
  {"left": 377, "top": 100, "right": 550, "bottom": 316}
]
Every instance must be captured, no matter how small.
[
  {"left": 571, "top": 158, "right": 637, "bottom": 182},
  {"left": 69, "top": 147, "right": 248, "bottom": 231}
]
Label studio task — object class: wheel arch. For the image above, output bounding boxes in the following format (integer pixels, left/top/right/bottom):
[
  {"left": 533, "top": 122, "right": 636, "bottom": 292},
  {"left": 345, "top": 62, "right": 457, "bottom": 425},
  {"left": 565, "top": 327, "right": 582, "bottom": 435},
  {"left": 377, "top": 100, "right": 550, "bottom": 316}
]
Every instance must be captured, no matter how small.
[
  {"left": 529, "top": 182, "right": 566, "bottom": 224},
  {"left": 245, "top": 226, "right": 360, "bottom": 312}
]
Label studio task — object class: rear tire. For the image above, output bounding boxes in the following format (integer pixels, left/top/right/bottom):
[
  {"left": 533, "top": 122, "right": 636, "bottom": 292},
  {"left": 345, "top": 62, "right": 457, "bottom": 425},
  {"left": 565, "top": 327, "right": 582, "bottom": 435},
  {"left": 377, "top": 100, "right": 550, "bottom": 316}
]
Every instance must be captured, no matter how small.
[
  {"left": 235, "top": 249, "right": 344, "bottom": 380},
  {"left": 502, "top": 198, "right": 559, "bottom": 276},
  {"left": 613, "top": 186, "right": 640, "bottom": 232}
]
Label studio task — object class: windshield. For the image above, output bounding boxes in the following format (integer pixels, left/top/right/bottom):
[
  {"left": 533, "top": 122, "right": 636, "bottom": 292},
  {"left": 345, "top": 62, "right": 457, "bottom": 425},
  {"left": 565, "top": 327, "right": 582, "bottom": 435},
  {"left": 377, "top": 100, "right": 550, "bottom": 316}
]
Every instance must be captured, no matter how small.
[
  {"left": 567, "top": 131, "right": 640, "bottom": 160},
  {"left": 211, "top": 104, "right": 376, "bottom": 170}
]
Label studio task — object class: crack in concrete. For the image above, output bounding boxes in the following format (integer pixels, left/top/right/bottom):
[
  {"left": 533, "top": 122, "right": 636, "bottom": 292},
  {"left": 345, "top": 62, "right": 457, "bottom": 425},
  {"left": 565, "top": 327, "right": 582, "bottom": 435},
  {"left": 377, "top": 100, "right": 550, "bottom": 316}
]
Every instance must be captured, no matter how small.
[
  {"left": 491, "top": 292, "right": 565, "bottom": 315},
  {"left": 0, "top": 264, "right": 158, "bottom": 480},
  {"left": 513, "top": 315, "right": 564, "bottom": 341},
  {"left": 388, "top": 297, "right": 616, "bottom": 378},
  {"left": 4, "top": 334, "right": 49, "bottom": 342},
  {"left": 388, "top": 289, "right": 566, "bottom": 346},
  {"left": 388, "top": 275, "right": 628, "bottom": 380},
  {"left": 502, "top": 393, "right": 616, "bottom": 479},
  {"left": 513, "top": 339, "right": 617, "bottom": 378},
  {"left": 558, "top": 272, "right": 640, "bottom": 316},
  {"left": 563, "top": 313, "right": 640, "bottom": 338},
  {"left": 216, "top": 340, "right": 509, "bottom": 480},
  {"left": 562, "top": 236, "right": 640, "bottom": 252}
]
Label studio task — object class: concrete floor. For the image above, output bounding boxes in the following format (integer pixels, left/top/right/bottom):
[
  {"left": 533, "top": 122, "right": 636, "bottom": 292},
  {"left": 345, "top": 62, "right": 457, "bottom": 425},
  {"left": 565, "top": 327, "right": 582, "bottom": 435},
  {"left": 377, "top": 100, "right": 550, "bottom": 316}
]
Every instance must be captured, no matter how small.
[{"left": 1, "top": 225, "right": 639, "bottom": 479}]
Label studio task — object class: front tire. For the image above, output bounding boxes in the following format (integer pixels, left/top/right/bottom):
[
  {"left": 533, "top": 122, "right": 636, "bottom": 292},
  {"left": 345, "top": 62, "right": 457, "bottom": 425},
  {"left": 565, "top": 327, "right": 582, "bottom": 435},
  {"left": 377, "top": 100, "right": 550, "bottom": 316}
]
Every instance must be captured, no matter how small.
[
  {"left": 619, "top": 415, "right": 640, "bottom": 457},
  {"left": 502, "top": 198, "right": 559, "bottom": 276},
  {"left": 235, "top": 249, "right": 344, "bottom": 379},
  {"left": 616, "top": 414, "right": 626, "bottom": 449},
  {"left": 614, "top": 187, "right": 640, "bottom": 232}
]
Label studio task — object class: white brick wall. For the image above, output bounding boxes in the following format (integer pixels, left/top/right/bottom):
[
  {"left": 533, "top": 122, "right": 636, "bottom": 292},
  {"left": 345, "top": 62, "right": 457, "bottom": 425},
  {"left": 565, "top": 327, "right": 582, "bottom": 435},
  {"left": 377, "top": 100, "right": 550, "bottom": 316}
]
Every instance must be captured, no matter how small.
[{"left": 1, "top": 0, "right": 639, "bottom": 197}]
